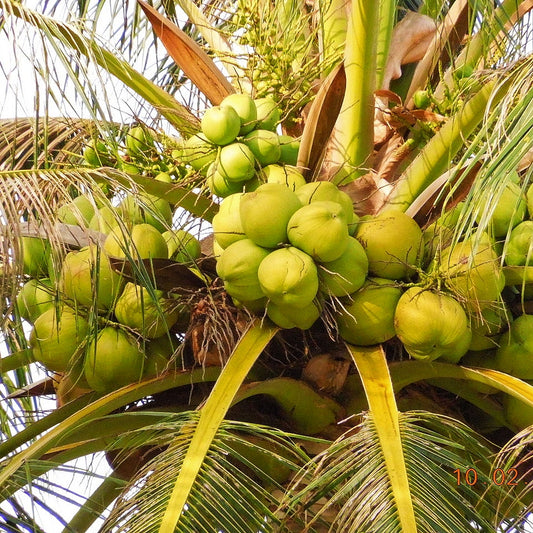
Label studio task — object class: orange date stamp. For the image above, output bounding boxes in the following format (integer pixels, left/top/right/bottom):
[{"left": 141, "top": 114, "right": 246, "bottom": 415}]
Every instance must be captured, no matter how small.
[{"left": 454, "top": 468, "right": 520, "bottom": 486}]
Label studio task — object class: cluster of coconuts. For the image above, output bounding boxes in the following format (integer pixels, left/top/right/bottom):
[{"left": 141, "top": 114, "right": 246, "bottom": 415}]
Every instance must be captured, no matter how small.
[
  {"left": 177, "top": 93, "right": 300, "bottom": 198},
  {"left": 17, "top": 191, "right": 201, "bottom": 394}
]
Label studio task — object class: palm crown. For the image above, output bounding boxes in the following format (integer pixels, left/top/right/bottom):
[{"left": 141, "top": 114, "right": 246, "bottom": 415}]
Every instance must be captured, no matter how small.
[{"left": 2, "top": 0, "right": 533, "bottom": 531}]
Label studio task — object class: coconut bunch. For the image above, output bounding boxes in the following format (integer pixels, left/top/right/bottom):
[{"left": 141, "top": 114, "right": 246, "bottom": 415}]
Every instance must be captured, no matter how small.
[
  {"left": 17, "top": 196, "right": 200, "bottom": 395},
  {"left": 177, "top": 93, "right": 300, "bottom": 198}
]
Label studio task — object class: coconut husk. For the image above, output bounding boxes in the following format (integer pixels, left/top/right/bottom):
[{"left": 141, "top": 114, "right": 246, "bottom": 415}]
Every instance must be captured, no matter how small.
[{"left": 301, "top": 353, "right": 351, "bottom": 396}]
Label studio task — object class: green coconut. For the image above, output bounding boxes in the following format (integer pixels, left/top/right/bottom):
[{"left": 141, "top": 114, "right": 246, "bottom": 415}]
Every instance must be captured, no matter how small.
[
  {"left": 336, "top": 277, "right": 402, "bottom": 346},
  {"left": 84, "top": 326, "right": 144, "bottom": 392},
  {"left": 60, "top": 245, "right": 124, "bottom": 310},
  {"left": 504, "top": 221, "right": 533, "bottom": 266},
  {"left": 114, "top": 283, "right": 182, "bottom": 339},
  {"left": 104, "top": 223, "right": 168, "bottom": 260},
  {"left": 57, "top": 195, "right": 96, "bottom": 227},
  {"left": 217, "top": 142, "right": 256, "bottom": 182},
  {"left": 287, "top": 201, "right": 349, "bottom": 262},
  {"left": 460, "top": 349, "right": 500, "bottom": 395},
  {"left": 30, "top": 306, "right": 89, "bottom": 373},
  {"left": 394, "top": 287, "right": 472, "bottom": 363},
  {"left": 182, "top": 133, "right": 217, "bottom": 173},
  {"left": 125, "top": 126, "right": 155, "bottom": 159},
  {"left": 476, "top": 172, "right": 526, "bottom": 238},
  {"left": 201, "top": 105, "right": 241, "bottom": 145},
  {"left": 16, "top": 278, "right": 54, "bottom": 323},
  {"left": 262, "top": 164, "right": 306, "bottom": 191},
  {"left": 355, "top": 211, "right": 423, "bottom": 280},
  {"left": 468, "top": 306, "right": 511, "bottom": 351},
  {"left": 266, "top": 299, "right": 321, "bottom": 330},
  {"left": 278, "top": 135, "right": 300, "bottom": 166},
  {"left": 258, "top": 247, "right": 318, "bottom": 308},
  {"left": 438, "top": 232, "right": 505, "bottom": 312},
  {"left": 20, "top": 237, "right": 50, "bottom": 278},
  {"left": 254, "top": 97, "right": 281, "bottom": 131},
  {"left": 206, "top": 162, "right": 245, "bottom": 198},
  {"left": 239, "top": 183, "right": 302, "bottom": 248},
  {"left": 162, "top": 230, "right": 201, "bottom": 262},
  {"left": 220, "top": 93, "right": 257, "bottom": 134},
  {"left": 494, "top": 314, "right": 533, "bottom": 379},
  {"left": 216, "top": 239, "right": 271, "bottom": 302},
  {"left": 295, "top": 181, "right": 354, "bottom": 226},
  {"left": 143, "top": 335, "right": 181, "bottom": 377},
  {"left": 89, "top": 205, "right": 119, "bottom": 234},
  {"left": 503, "top": 390, "right": 533, "bottom": 430},
  {"left": 118, "top": 193, "right": 172, "bottom": 233},
  {"left": 212, "top": 193, "right": 246, "bottom": 249},
  {"left": 318, "top": 237, "right": 368, "bottom": 297},
  {"left": 243, "top": 130, "right": 281, "bottom": 166}
]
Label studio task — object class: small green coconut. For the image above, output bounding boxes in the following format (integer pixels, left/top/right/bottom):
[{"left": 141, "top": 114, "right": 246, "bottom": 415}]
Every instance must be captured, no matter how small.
[
  {"left": 266, "top": 299, "right": 321, "bottom": 330},
  {"left": 84, "top": 326, "right": 144, "bottom": 392},
  {"left": 336, "top": 277, "right": 402, "bottom": 346},
  {"left": 57, "top": 195, "right": 96, "bottom": 227},
  {"left": 104, "top": 223, "right": 168, "bottom": 260},
  {"left": 287, "top": 200, "right": 349, "bottom": 262},
  {"left": 239, "top": 183, "right": 302, "bottom": 248},
  {"left": 16, "top": 278, "right": 54, "bottom": 323},
  {"left": 355, "top": 211, "right": 423, "bottom": 280},
  {"left": 394, "top": 287, "right": 472, "bottom": 363},
  {"left": 504, "top": 221, "right": 533, "bottom": 266},
  {"left": 243, "top": 130, "right": 281, "bottom": 166},
  {"left": 262, "top": 164, "right": 306, "bottom": 191},
  {"left": 216, "top": 239, "right": 271, "bottom": 302},
  {"left": 181, "top": 133, "right": 217, "bottom": 173},
  {"left": 217, "top": 142, "right": 256, "bottom": 182},
  {"left": 254, "top": 97, "right": 281, "bottom": 131},
  {"left": 494, "top": 314, "right": 533, "bottom": 379},
  {"left": 220, "top": 93, "right": 257, "bottom": 134},
  {"left": 318, "top": 237, "right": 368, "bottom": 297},
  {"left": 212, "top": 193, "right": 246, "bottom": 249},
  {"left": 201, "top": 105, "right": 241, "bottom": 145},
  {"left": 258, "top": 247, "right": 318, "bottom": 308},
  {"left": 162, "top": 230, "right": 201, "bottom": 262},
  {"left": 20, "top": 237, "right": 50, "bottom": 278},
  {"left": 277, "top": 135, "right": 299, "bottom": 166}
]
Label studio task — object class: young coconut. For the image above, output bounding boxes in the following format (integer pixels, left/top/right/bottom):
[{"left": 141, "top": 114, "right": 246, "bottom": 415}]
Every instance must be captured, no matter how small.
[
  {"left": 287, "top": 201, "right": 350, "bottom": 262},
  {"left": 243, "top": 130, "right": 281, "bottom": 166},
  {"left": 114, "top": 283, "right": 183, "bottom": 339},
  {"left": 318, "top": 237, "right": 369, "bottom": 297},
  {"left": 355, "top": 211, "right": 423, "bottom": 280},
  {"left": 240, "top": 183, "right": 302, "bottom": 248},
  {"left": 162, "top": 230, "right": 201, "bottom": 262},
  {"left": 60, "top": 245, "right": 124, "bottom": 311},
  {"left": 266, "top": 299, "right": 321, "bottom": 330},
  {"left": 504, "top": 221, "right": 533, "bottom": 266},
  {"left": 468, "top": 306, "right": 511, "bottom": 351},
  {"left": 16, "top": 278, "right": 54, "bottom": 323},
  {"left": 277, "top": 135, "right": 300, "bottom": 166},
  {"left": 20, "top": 237, "right": 50, "bottom": 278},
  {"left": 181, "top": 133, "right": 217, "bottom": 173},
  {"left": 262, "top": 164, "right": 306, "bottom": 191},
  {"left": 394, "top": 287, "right": 472, "bottom": 363},
  {"left": 216, "top": 239, "right": 271, "bottom": 302},
  {"left": 83, "top": 326, "right": 144, "bottom": 392},
  {"left": 118, "top": 193, "right": 173, "bottom": 233},
  {"left": 220, "top": 93, "right": 257, "bottom": 134},
  {"left": 104, "top": 223, "right": 168, "bottom": 260},
  {"left": 217, "top": 142, "right": 256, "bottom": 183},
  {"left": 503, "top": 390, "right": 533, "bottom": 430},
  {"left": 494, "top": 314, "right": 533, "bottom": 379},
  {"left": 201, "top": 105, "right": 241, "bottom": 146},
  {"left": 254, "top": 97, "right": 281, "bottom": 131},
  {"left": 57, "top": 195, "right": 96, "bottom": 227},
  {"left": 206, "top": 162, "right": 245, "bottom": 198},
  {"left": 258, "top": 247, "right": 318, "bottom": 308},
  {"left": 336, "top": 277, "right": 402, "bottom": 346},
  {"left": 30, "top": 306, "right": 89, "bottom": 373},
  {"left": 212, "top": 193, "right": 246, "bottom": 249}
]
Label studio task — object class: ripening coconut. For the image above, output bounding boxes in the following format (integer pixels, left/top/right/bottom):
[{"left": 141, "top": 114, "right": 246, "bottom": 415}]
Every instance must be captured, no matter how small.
[
  {"left": 114, "top": 282, "right": 183, "bottom": 339},
  {"left": 258, "top": 247, "right": 318, "bottom": 308},
  {"left": 206, "top": 162, "right": 245, "bottom": 198},
  {"left": 217, "top": 143, "right": 256, "bottom": 183},
  {"left": 495, "top": 314, "right": 533, "bottom": 379},
  {"left": 243, "top": 130, "right": 281, "bottom": 166},
  {"left": 162, "top": 230, "right": 201, "bottom": 262},
  {"left": 336, "top": 277, "right": 402, "bottom": 346},
  {"left": 318, "top": 237, "right": 368, "bottom": 297},
  {"left": 57, "top": 195, "right": 96, "bottom": 227},
  {"left": 266, "top": 299, "right": 321, "bottom": 330},
  {"left": 504, "top": 221, "right": 533, "bottom": 266},
  {"left": 60, "top": 245, "right": 124, "bottom": 311},
  {"left": 254, "top": 97, "right": 281, "bottom": 131},
  {"left": 104, "top": 223, "right": 168, "bottom": 260},
  {"left": 16, "top": 278, "right": 54, "bottom": 323},
  {"left": 181, "top": 133, "right": 217, "bottom": 173},
  {"left": 220, "top": 93, "right": 257, "bottom": 134},
  {"left": 278, "top": 135, "right": 300, "bottom": 166},
  {"left": 295, "top": 181, "right": 354, "bottom": 226},
  {"left": 287, "top": 201, "right": 350, "bottom": 262},
  {"left": 20, "top": 237, "right": 50, "bottom": 278},
  {"left": 355, "top": 211, "right": 423, "bottom": 280},
  {"left": 30, "top": 306, "right": 89, "bottom": 373},
  {"left": 394, "top": 287, "right": 472, "bottom": 363},
  {"left": 212, "top": 193, "right": 246, "bottom": 249},
  {"left": 438, "top": 232, "right": 505, "bottom": 312},
  {"left": 476, "top": 171, "right": 526, "bottom": 238},
  {"left": 84, "top": 326, "right": 144, "bottom": 392},
  {"left": 216, "top": 239, "right": 270, "bottom": 302},
  {"left": 240, "top": 183, "right": 302, "bottom": 248},
  {"left": 201, "top": 105, "right": 241, "bottom": 146},
  {"left": 262, "top": 164, "right": 306, "bottom": 191}
]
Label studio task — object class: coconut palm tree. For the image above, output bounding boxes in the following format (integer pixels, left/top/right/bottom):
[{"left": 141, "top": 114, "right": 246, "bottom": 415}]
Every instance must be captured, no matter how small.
[{"left": 2, "top": 0, "right": 533, "bottom": 531}]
